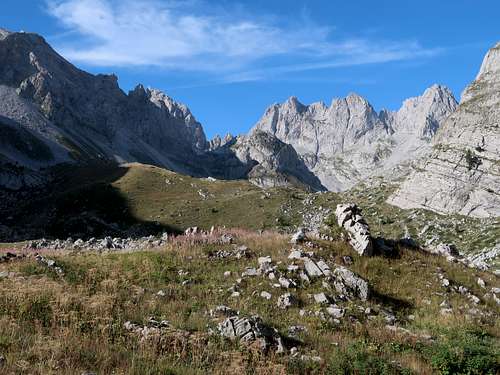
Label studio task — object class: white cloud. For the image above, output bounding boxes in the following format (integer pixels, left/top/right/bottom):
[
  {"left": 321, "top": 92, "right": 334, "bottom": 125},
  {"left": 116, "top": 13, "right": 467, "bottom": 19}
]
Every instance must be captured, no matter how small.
[{"left": 46, "top": 0, "right": 441, "bottom": 80}]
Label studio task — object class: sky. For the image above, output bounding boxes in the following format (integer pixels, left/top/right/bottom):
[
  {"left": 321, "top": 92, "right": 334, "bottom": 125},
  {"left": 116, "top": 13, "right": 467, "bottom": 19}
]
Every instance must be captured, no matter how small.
[{"left": 1, "top": 1, "right": 499, "bottom": 138}]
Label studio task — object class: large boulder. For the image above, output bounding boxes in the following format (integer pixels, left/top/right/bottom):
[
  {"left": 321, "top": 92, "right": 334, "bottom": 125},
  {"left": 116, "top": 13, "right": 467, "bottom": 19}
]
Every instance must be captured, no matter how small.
[{"left": 335, "top": 203, "right": 373, "bottom": 256}]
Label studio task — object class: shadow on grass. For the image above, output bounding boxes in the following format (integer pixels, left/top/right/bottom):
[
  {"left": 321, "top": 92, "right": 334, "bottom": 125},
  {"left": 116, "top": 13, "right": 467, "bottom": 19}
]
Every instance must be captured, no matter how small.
[
  {"left": 0, "top": 163, "right": 182, "bottom": 242},
  {"left": 370, "top": 289, "right": 414, "bottom": 314}
]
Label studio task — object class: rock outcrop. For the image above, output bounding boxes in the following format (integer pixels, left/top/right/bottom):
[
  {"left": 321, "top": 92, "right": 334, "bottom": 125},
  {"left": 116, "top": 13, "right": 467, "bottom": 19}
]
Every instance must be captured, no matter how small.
[
  {"left": 389, "top": 42, "right": 500, "bottom": 218},
  {"left": 218, "top": 315, "right": 285, "bottom": 353},
  {"left": 251, "top": 86, "right": 457, "bottom": 191},
  {"left": 335, "top": 204, "right": 373, "bottom": 256},
  {"left": 332, "top": 266, "right": 370, "bottom": 301}
]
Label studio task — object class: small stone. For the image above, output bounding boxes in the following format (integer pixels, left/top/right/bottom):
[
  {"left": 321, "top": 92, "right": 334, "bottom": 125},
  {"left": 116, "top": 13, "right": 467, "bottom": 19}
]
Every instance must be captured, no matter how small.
[
  {"left": 277, "top": 293, "right": 298, "bottom": 309},
  {"left": 332, "top": 266, "right": 370, "bottom": 301},
  {"left": 288, "top": 325, "right": 307, "bottom": 337},
  {"left": 287, "top": 264, "right": 299, "bottom": 272},
  {"left": 299, "top": 271, "right": 310, "bottom": 283},
  {"left": 210, "top": 305, "right": 237, "bottom": 318},
  {"left": 291, "top": 228, "right": 307, "bottom": 244},
  {"left": 440, "top": 300, "right": 450, "bottom": 308},
  {"left": 289, "top": 249, "right": 304, "bottom": 259},
  {"left": 326, "top": 306, "right": 345, "bottom": 319},
  {"left": 477, "top": 278, "right": 486, "bottom": 288},
  {"left": 342, "top": 255, "right": 354, "bottom": 265},
  {"left": 231, "top": 291, "right": 241, "bottom": 298},
  {"left": 468, "top": 294, "right": 480, "bottom": 304},
  {"left": 242, "top": 268, "right": 258, "bottom": 277},
  {"left": 304, "top": 258, "right": 324, "bottom": 277},
  {"left": 279, "top": 276, "right": 296, "bottom": 289},
  {"left": 258, "top": 256, "right": 272, "bottom": 265},
  {"left": 224, "top": 271, "right": 231, "bottom": 277},
  {"left": 156, "top": 290, "right": 166, "bottom": 297},
  {"left": 260, "top": 291, "right": 272, "bottom": 300},
  {"left": 314, "top": 293, "right": 329, "bottom": 304}
]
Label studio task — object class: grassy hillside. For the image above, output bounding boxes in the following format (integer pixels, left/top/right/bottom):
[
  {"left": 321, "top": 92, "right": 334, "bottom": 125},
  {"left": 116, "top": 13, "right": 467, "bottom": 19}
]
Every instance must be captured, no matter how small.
[
  {"left": 2, "top": 163, "right": 498, "bottom": 266},
  {"left": 0, "top": 231, "right": 498, "bottom": 374},
  {"left": 2, "top": 163, "right": 305, "bottom": 239}
]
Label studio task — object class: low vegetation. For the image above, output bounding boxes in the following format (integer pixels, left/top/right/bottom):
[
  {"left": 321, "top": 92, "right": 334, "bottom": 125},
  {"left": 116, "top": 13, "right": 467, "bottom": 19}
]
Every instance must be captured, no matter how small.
[{"left": 0, "top": 230, "right": 498, "bottom": 374}]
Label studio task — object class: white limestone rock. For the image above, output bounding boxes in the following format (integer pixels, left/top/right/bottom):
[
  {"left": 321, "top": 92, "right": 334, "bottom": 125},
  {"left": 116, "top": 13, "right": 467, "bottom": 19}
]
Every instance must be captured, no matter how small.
[
  {"left": 251, "top": 86, "right": 457, "bottom": 191},
  {"left": 389, "top": 42, "right": 500, "bottom": 218},
  {"left": 335, "top": 203, "right": 373, "bottom": 256},
  {"left": 332, "top": 266, "right": 370, "bottom": 301}
]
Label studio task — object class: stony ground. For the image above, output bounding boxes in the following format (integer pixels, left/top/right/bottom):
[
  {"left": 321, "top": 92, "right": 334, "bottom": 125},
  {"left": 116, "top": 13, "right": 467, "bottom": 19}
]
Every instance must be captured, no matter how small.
[
  {"left": 2, "top": 164, "right": 498, "bottom": 274},
  {"left": 0, "top": 229, "right": 498, "bottom": 374}
]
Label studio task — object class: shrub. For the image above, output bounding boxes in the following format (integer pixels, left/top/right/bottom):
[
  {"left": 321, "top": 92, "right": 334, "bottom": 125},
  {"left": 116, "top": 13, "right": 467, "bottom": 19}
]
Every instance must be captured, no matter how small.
[
  {"left": 326, "top": 341, "right": 407, "bottom": 374},
  {"left": 426, "top": 330, "right": 499, "bottom": 375},
  {"left": 464, "top": 149, "right": 482, "bottom": 171}
]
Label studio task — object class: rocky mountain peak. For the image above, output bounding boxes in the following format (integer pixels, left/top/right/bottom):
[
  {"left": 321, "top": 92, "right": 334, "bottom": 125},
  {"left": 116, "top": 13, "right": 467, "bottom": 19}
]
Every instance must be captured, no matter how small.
[
  {"left": 392, "top": 84, "right": 458, "bottom": 137},
  {"left": 345, "top": 92, "right": 369, "bottom": 106},
  {"left": 0, "top": 28, "right": 12, "bottom": 40},
  {"left": 477, "top": 42, "right": 500, "bottom": 79},
  {"left": 0, "top": 29, "right": 211, "bottom": 182},
  {"left": 250, "top": 84, "right": 457, "bottom": 191},
  {"left": 461, "top": 42, "right": 500, "bottom": 104},
  {"left": 283, "top": 96, "right": 307, "bottom": 113}
]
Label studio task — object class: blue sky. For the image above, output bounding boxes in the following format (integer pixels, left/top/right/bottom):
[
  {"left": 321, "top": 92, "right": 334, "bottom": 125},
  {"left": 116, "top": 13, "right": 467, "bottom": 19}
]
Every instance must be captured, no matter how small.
[{"left": 1, "top": 1, "right": 499, "bottom": 138}]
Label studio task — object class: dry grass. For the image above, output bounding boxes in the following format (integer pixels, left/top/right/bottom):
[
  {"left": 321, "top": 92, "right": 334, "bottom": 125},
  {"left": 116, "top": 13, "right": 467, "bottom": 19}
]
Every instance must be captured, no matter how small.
[{"left": 0, "top": 230, "right": 498, "bottom": 374}]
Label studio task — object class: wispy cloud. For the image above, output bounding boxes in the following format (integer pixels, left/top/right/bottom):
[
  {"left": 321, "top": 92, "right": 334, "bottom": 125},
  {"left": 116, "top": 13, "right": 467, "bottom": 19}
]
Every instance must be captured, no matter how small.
[{"left": 46, "top": 0, "right": 442, "bottom": 81}]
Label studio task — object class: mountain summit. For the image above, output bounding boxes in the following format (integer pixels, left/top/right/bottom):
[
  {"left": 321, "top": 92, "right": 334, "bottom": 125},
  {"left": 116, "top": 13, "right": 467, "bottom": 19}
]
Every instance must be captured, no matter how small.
[
  {"left": 251, "top": 85, "right": 457, "bottom": 191},
  {"left": 0, "top": 29, "right": 208, "bottom": 188}
]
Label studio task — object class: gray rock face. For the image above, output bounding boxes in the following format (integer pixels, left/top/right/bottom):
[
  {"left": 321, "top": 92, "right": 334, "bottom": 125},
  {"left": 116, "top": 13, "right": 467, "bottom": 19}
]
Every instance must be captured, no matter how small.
[
  {"left": 252, "top": 86, "right": 457, "bottom": 191},
  {"left": 229, "top": 131, "right": 326, "bottom": 191},
  {"left": 0, "top": 29, "right": 209, "bottom": 188},
  {"left": 389, "top": 42, "right": 500, "bottom": 218},
  {"left": 335, "top": 204, "right": 373, "bottom": 256}
]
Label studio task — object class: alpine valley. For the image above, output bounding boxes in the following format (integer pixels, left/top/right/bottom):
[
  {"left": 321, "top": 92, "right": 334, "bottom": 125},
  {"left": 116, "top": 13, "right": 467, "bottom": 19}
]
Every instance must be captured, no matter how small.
[{"left": 0, "top": 28, "right": 498, "bottom": 375}]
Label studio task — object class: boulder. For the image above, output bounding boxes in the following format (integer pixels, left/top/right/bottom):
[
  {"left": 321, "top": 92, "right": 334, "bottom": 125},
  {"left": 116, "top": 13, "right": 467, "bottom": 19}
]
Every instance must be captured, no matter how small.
[
  {"left": 335, "top": 204, "right": 373, "bottom": 256},
  {"left": 218, "top": 315, "right": 284, "bottom": 352},
  {"left": 332, "top": 266, "right": 370, "bottom": 301}
]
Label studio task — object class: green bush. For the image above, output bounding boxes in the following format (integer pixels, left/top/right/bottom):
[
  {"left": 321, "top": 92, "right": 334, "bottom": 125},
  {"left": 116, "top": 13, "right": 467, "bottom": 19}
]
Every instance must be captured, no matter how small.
[
  {"left": 426, "top": 330, "right": 499, "bottom": 375},
  {"left": 326, "top": 341, "right": 408, "bottom": 374}
]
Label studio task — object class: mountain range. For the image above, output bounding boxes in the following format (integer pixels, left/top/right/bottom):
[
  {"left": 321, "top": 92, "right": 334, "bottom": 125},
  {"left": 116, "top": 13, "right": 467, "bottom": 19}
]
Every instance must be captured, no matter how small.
[{"left": 0, "top": 27, "right": 498, "bottom": 218}]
